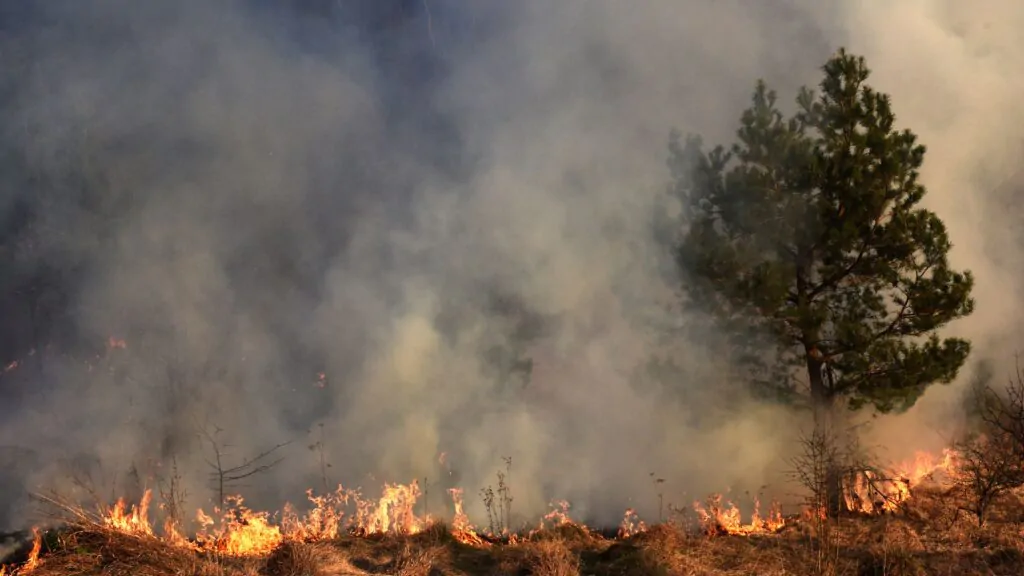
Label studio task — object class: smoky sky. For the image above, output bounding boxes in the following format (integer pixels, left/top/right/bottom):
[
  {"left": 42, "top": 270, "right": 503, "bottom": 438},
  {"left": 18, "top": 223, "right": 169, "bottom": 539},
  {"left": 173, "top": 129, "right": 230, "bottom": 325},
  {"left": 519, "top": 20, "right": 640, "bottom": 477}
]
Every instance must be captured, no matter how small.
[{"left": 0, "top": 0, "right": 1021, "bottom": 532}]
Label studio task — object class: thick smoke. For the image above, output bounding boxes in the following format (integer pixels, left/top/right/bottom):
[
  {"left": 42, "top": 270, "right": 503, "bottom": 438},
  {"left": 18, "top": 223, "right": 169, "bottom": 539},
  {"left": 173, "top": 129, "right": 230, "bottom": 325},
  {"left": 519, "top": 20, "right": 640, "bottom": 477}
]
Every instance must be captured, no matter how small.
[
  {"left": 842, "top": 0, "right": 1024, "bottom": 457},
  {"left": 0, "top": 0, "right": 1020, "bottom": 530}
]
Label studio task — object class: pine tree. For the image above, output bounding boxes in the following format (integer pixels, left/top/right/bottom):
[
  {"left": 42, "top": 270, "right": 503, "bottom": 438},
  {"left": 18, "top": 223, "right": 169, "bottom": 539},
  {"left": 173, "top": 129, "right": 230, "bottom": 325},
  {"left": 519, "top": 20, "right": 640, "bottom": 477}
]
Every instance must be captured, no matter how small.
[{"left": 671, "top": 49, "right": 974, "bottom": 418}]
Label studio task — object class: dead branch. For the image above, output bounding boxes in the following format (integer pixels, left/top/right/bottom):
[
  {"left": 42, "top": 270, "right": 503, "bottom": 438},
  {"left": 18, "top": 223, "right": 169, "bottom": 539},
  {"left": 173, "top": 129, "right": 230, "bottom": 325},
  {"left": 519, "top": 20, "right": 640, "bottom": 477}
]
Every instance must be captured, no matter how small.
[{"left": 197, "top": 421, "right": 290, "bottom": 508}]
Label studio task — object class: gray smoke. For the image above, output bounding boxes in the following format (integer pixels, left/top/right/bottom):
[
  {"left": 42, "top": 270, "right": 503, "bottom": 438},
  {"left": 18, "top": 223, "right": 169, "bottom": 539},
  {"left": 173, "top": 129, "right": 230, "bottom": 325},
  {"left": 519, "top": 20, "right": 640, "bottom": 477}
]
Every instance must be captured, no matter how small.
[{"left": 0, "top": 0, "right": 1020, "bottom": 531}]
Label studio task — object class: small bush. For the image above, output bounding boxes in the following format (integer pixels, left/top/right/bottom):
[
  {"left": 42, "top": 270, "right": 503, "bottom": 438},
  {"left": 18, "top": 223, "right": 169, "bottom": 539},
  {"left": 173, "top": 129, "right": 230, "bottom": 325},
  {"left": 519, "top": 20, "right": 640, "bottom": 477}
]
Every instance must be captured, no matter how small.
[{"left": 953, "top": 367, "right": 1024, "bottom": 525}]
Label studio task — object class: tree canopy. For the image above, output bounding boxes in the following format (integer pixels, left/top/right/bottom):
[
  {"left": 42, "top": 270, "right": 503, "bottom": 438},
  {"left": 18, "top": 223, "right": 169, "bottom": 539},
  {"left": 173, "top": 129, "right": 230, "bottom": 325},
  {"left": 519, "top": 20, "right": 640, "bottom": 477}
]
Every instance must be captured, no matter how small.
[{"left": 671, "top": 49, "right": 975, "bottom": 414}]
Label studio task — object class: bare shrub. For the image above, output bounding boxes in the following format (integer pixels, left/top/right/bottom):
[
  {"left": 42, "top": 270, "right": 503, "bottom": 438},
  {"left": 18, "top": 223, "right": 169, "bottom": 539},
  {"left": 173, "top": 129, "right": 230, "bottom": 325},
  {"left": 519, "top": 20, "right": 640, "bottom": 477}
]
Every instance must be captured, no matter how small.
[
  {"left": 155, "top": 456, "right": 187, "bottom": 535},
  {"left": 950, "top": 366, "right": 1024, "bottom": 526},
  {"left": 950, "top": 431, "right": 1023, "bottom": 526},
  {"left": 196, "top": 419, "right": 291, "bottom": 508},
  {"left": 649, "top": 472, "right": 665, "bottom": 523},
  {"left": 972, "top": 360, "right": 1024, "bottom": 451},
  {"left": 790, "top": 425, "right": 840, "bottom": 519},
  {"left": 788, "top": 422, "right": 858, "bottom": 576},
  {"left": 480, "top": 457, "right": 514, "bottom": 536}
]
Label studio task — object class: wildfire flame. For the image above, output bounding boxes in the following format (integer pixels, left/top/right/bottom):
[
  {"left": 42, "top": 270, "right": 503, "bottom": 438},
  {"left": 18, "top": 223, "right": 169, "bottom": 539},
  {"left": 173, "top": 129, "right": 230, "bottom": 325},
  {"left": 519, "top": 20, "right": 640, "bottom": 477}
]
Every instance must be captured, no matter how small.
[
  {"left": 281, "top": 487, "right": 354, "bottom": 541},
  {"left": 87, "top": 479, "right": 436, "bottom": 557},
  {"left": 0, "top": 446, "right": 968, "bottom": 574},
  {"left": 539, "top": 500, "right": 573, "bottom": 529},
  {"left": 843, "top": 449, "right": 957, "bottom": 514},
  {"left": 0, "top": 529, "right": 41, "bottom": 576},
  {"left": 350, "top": 480, "right": 425, "bottom": 536},
  {"left": 693, "top": 494, "right": 785, "bottom": 535},
  {"left": 618, "top": 508, "right": 647, "bottom": 538},
  {"left": 23, "top": 529, "right": 41, "bottom": 573},
  {"left": 7, "top": 334, "right": 979, "bottom": 572},
  {"left": 448, "top": 488, "right": 487, "bottom": 546},
  {"left": 104, "top": 490, "right": 155, "bottom": 537},
  {"left": 195, "top": 496, "right": 282, "bottom": 556}
]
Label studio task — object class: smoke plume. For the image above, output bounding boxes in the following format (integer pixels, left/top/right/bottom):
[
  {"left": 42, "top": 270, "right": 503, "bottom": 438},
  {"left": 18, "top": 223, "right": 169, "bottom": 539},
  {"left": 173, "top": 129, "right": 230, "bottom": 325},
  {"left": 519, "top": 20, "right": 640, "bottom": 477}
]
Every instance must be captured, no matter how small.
[{"left": 0, "top": 0, "right": 1020, "bottom": 530}]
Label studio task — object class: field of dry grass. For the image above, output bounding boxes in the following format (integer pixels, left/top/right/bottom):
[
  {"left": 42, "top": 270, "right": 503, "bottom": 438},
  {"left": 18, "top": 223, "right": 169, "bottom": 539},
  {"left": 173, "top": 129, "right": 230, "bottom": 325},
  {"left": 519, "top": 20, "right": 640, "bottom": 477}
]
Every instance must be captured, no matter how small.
[{"left": 3, "top": 483, "right": 1024, "bottom": 576}]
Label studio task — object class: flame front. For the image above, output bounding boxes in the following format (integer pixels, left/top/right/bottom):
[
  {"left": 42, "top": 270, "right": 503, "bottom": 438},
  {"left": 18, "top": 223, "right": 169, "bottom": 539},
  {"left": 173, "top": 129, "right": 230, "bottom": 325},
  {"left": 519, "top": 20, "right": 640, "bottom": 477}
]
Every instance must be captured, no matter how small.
[
  {"left": 540, "top": 500, "right": 573, "bottom": 529},
  {"left": 693, "top": 495, "right": 784, "bottom": 535},
  {"left": 195, "top": 496, "right": 283, "bottom": 556},
  {"left": 448, "top": 488, "right": 487, "bottom": 546},
  {"left": 618, "top": 508, "right": 647, "bottom": 538},
  {"left": 24, "top": 529, "right": 41, "bottom": 573},
  {"left": 350, "top": 480, "right": 425, "bottom": 536},
  {"left": 843, "top": 449, "right": 957, "bottom": 514},
  {"left": 5, "top": 445, "right": 964, "bottom": 573},
  {"left": 104, "top": 490, "right": 154, "bottom": 537},
  {"left": 282, "top": 487, "right": 353, "bottom": 541},
  {"left": 1, "top": 529, "right": 42, "bottom": 576}
]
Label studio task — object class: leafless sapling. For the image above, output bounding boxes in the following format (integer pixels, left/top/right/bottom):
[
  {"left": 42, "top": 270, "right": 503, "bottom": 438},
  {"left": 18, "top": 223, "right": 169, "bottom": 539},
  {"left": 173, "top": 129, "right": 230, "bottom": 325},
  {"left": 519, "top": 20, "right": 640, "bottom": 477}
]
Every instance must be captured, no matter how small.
[{"left": 197, "top": 422, "right": 290, "bottom": 508}]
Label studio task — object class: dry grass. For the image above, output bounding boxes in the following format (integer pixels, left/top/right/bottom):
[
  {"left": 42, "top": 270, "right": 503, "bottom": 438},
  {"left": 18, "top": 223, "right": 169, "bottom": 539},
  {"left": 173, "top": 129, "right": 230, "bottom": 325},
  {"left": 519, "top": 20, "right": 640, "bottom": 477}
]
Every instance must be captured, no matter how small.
[
  {"left": 265, "top": 541, "right": 359, "bottom": 576},
  {"left": 25, "top": 527, "right": 263, "bottom": 576},
  {"left": 6, "top": 486, "right": 1024, "bottom": 576},
  {"left": 520, "top": 539, "right": 579, "bottom": 576}
]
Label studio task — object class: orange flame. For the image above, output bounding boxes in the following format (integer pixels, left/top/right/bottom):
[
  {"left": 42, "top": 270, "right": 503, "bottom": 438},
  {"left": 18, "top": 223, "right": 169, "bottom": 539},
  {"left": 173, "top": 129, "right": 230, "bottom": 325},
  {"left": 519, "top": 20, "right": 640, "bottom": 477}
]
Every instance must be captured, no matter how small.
[
  {"left": 22, "top": 529, "right": 41, "bottom": 573},
  {"left": 161, "top": 517, "right": 191, "bottom": 548},
  {"left": 196, "top": 496, "right": 283, "bottom": 556},
  {"left": 843, "top": 449, "right": 958, "bottom": 514},
  {"left": 281, "top": 487, "right": 353, "bottom": 541},
  {"left": 694, "top": 495, "right": 784, "bottom": 535},
  {"left": 1, "top": 529, "right": 42, "bottom": 576},
  {"left": 539, "top": 500, "right": 574, "bottom": 529},
  {"left": 104, "top": 490, "right": 154, "bottom": 537},
  {"left": 350, "top": 480, "right": 425, "bottom": 536},
  {"left": 448, "top": 488, "right": 471, "bottom": 533},
  {"left": 68, "top": 450, "right": 962, "bottom": 568},
  {"left": 448, "top": 488, "right": 487, "bottom": 546},
  {"left": 91, "top": 480, "right": 438, "bottom": 555},
  {"left": 617, "top": 508, "right": 647, "bottom": 538}
]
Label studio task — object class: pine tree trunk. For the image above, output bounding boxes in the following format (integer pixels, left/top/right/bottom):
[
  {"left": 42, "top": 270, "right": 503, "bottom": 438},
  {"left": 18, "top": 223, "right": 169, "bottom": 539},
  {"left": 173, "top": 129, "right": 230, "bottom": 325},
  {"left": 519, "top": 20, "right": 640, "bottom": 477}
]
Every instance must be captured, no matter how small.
[{"left": 807, "top": 352, "right": 844, "bottom": 517}]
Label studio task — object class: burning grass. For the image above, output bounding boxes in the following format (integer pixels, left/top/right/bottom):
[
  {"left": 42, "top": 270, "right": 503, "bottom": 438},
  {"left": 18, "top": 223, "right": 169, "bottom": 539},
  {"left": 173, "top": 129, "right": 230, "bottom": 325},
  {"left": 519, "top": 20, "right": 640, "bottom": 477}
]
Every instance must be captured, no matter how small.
[
  {"left": 4, "top": 496, "right": 1024, "bottom": 575},
  {"left": 4, "top": 450, "right": 1024, "bottom": 575}
]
